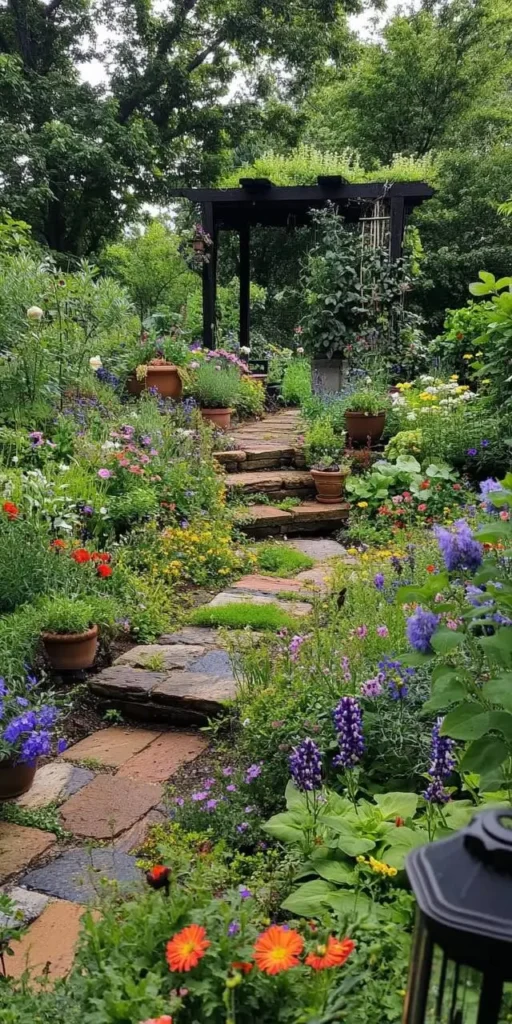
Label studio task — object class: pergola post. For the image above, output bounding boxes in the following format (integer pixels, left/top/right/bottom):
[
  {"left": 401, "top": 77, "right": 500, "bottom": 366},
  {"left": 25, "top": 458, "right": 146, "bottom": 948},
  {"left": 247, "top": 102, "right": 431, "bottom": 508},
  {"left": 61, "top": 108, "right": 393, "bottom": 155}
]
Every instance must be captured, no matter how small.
[
  {"left": 201, "top": 202, "right": 216, "bottom": 349},
  {"left": 239, "top": 223, "right": 250, "bottom": 350},
  {"left": 389, "top": 196, "right": 405, "bottom": 262}
]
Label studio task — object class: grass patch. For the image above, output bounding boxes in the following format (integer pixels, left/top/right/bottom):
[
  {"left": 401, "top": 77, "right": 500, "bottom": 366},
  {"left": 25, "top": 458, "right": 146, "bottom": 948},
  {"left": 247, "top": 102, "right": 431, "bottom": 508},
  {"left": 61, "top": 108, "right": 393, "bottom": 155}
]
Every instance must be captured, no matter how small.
[
  {"left": 255, "top": 543, "right": 314, "bottom": 576},
  {"left": 0, "top": 800, "right": 70, "bottom": 839},
  {"left": 189, "top": 602, "right": 303, "bottom": 631}
]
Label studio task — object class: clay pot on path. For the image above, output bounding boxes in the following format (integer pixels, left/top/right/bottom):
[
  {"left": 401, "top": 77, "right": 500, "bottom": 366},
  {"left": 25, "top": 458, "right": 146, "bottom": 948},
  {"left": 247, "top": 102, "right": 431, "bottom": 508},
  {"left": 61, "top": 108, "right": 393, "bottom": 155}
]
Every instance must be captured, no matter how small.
[
  {"left": 310, "top": 468, "right": 349, "bottom": 504},
  {"left": 345, "top": 411, "right": 386, "bottom": 447},
  {"left": 42, "top": 625, "right": 98, "bottom": 671},
  {"left": 0, "top": 758, "right": 38, "bottom": 800},
  {"left": 200, "top": 408, "right": 233, "bottom": 430}
]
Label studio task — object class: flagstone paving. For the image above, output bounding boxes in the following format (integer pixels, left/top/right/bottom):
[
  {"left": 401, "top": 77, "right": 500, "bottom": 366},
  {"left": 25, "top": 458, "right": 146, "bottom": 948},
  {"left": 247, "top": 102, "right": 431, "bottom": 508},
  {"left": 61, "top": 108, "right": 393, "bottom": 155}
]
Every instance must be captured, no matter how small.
[
  {"left": 6, "top": 899, "right": 88, "bottom": 981},
  {"left": 0, "top": 822, "right": 57, "bottom": 884},
  {"left": 21, "top": 848, "right": 142, "bottom": 903}
]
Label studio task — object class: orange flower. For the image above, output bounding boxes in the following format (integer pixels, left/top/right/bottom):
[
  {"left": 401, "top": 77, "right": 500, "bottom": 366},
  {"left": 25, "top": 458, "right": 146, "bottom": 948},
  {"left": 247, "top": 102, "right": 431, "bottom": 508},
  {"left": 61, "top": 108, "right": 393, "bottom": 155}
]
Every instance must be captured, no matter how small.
[
  {"left": 305, "top": 936, "right": 355, "bottom": 970},
  {"left": 92, "top": 551, "right": 111, "bottom": 562},
  {"left": 253, "top": 925, "right": 304, "bottom": 975},
  {"left": 139, "top": 1017, "right": 173, "bottom": 1024},
  {"left": 426, "top": 564, "right": 436, "bottom": 573},
  {"left": 166, "top": 924, "right": 210, "bottom": 973},
  {"left": 71, "top": 547, "right": 91, "bottom": 563},
  {"left": 146, "top": 865, "right": 170, "bottom": 890},
  {"left": 51, "top": 539, "right": 66, "bottom": 549},
  {"left": 97, "top": 564, "right": 113, "bottom": 578},
  {"left": 231, "top": 961, "right": 253, "bottom": 974},
  {"left": 2, "top": 501, "right": 19, "bottom": 519}
]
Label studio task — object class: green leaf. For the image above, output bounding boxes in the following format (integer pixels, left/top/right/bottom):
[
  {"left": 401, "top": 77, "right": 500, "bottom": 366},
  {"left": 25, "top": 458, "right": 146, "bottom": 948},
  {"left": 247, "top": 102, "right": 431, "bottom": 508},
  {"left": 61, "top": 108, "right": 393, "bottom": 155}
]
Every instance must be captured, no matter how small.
[
  {"left": 380, "top": 828, "right": 427, "bottom": 869},
  {"left": 395, "top": 454, "right": 421, "bottom": 473},
  {"left": 281, "top": 879, "right": 337, "bottom": 916},
  {"left": 424, "top": 672, "right": 466, "bottom": 712},
  {"left": 320, "top": 818, "right": 375, "bottom": 856},
  {"left": 431, "top": 628, "right": 465, "bottom": 655},
  {"left": 440, "top": 703, "right": 490, "bottom": 740},
  {"left": 495, "top": 277, "right": 512, "bottom": 291},
  {"left": 479, "top": 628, "right": 512, "bottom": 668},
  {"left": 310, "top": 857, "right": 355, "bottom": 885},
  {"left": 326, "top": 889, "right": 378, "bottom": 920},
  {"left": 459, "top": 735, "right": 509, "bottom": 774},
  {"left": 262, "top": 812, "right": 304, "bottom": 844},
  {"left": 284, "top": 780, "right": 308, "bottom": 812},
  {"left": 483, "top": 674, "right": 512, "bottom": 712},
  {"left": 373, "top": 792, "right": 419, "bottom": 820}
]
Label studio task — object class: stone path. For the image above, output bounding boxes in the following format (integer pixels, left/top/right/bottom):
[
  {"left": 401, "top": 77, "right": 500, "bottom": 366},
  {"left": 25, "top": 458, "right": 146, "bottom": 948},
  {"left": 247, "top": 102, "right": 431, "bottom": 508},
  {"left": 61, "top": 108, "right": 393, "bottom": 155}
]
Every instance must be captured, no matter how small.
[{"left": 0, "top": 723, "right": 208, "bottom": 980}]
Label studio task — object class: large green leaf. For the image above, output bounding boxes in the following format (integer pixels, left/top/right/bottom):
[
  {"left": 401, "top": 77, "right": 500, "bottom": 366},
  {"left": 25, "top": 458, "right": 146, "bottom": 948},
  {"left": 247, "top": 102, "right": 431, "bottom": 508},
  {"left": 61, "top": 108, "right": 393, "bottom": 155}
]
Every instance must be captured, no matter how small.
[
  {"left": 479, "top": 628, "right": 512, "bottom": 669},
  {"left": 373, "top": 792, "right": 418, "bottom": 821},
  {"left": 459, "top": 735, "right": 509, "bottom": 774},
  {"left": 281, "top": 879, "right": 337, "bottom": 916},
  {"left": 326, "top": 889, "right": 378, "bottom": 921},
  {"left": 483, "top": 674, "right": 512, "bottom": 712},
  {"left": 431, "top": 629, "right": 465, "bottom": 655},
  {"left": 396, "top": 455, "right": 421, "bottom": 473},
  {"left": 424, "top": 672, "right": 466, "bottom": 712},
  {"left": 262, "top": 812, "right": 304, "bottom": 844},
  {"left": 320, "top": 818, "right": 375, "bottom": 856},
  {"left": 310, "top": 857, "right": 355, "bottom": 885},
  {"left": 380, "top": 828, "right": 428, "bottom": 869},
  {"left": 284, "top": 780, "right": 308, "bottom": 812},
  {"left": 441, "top": 703, "right": 490, "bottom": 740}
]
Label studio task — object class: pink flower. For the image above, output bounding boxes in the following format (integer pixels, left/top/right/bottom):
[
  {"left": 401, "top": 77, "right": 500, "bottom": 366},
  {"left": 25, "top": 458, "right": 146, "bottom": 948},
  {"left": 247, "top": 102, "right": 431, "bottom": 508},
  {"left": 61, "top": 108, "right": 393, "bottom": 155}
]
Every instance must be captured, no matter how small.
[
  {"left": 97, "top": 468, "right": 112, "bottom": 479},
  {"left": 355, "top": 625, "right": 368, "bottom": 639},
  {"left": 376, "top": 625, "right": 389, "bottom": 638},
  {"left": 417, "top": 503, "right": 427, "bottom": 512},
  {"left": 500, "top": 510, "right": 510, "bottom": 521},
  {"left": 391, "top": 495, "right": 403, "bottom": 505},
  {"left": 434, "top": 592, "right": 445, "bottom": 603},
  {"left": 446, "top": 618, "right": 460, "bottom": 631}
]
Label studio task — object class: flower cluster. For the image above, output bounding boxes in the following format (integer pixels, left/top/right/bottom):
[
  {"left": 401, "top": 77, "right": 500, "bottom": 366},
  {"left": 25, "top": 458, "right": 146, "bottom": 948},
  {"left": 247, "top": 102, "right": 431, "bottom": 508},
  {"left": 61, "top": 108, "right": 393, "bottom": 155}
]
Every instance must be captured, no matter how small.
[
  {"left": 434, "top": 519, "right": 483, "bottom": 572},
  {"left": 205, "top": 348, "right": 249, "bottom": 373},
  {"left": 423, "top": 717, "right": 456, "bottom": 805},
  {"left": 378, "top": 656, "right": 415, "bottom": 700},
  {"left": 289, "top": 738, "right": 322, "bottom": 792},
  {"left": 357, "top": 855, "right": 397, "bottom": 878},
  {"left": 479, "top": 478, "right": 504, "bottom": 514},
  {"left": 0, "top": 677, "right": 65, "bottom": 764},
  {"left": 332, "top": 697, "right": 364, "bottom": 768},
  {"left": 406, "top": 606, "right": 439, "bottom": 653}
]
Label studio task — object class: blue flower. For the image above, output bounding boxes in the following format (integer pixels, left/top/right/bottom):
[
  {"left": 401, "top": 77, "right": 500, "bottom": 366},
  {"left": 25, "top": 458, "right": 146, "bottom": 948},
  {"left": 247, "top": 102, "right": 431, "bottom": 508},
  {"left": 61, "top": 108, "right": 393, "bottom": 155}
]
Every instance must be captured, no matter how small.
[
  {"left": 332, "top": 697, "right": 364, "bottom": 768},
  {"left": 406, "top": 607, "right": 439, "bottom": 653},
  {"left": 423, "top": 717, "right": 456, "bottom": 805},
  {"left": 467, "top": 448, "right": 478, "bottom": 456},
  {"left": 373, "top": 573, "right": 384, "bottom": 591},
  {"left": 3, "top": 711, "right": 37, "bottom": 743},
  {"left": 245, "top": 763, "right": 262, "bottom": 783},
  {"left": 19, "top": 730, "right": 52, "bottom": 763},
  {"left": 289, "top": 738, "right": 322, "bottom": 792},
  {"left": 479, "top": 478, "right": 504, "bottom": 514},
  {"left": 433, "top": 520, "right": 482, "bottom": 572},
  {"left": 228, "top": 921, "right": 240, "bottom": 936}
]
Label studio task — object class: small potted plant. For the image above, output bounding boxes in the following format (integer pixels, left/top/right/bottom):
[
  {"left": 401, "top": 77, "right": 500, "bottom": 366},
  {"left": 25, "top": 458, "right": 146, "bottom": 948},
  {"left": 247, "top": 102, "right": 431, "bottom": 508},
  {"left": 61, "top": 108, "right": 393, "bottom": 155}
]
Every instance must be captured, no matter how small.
[
  {"left": 39, "top": 595, "right": 115, "bottom": 671},
  {"left": 304, "top": 418, "right": 350, "bottom": 503},
  {"left": 344, "top": 378, "right": 390, "bottom": 446},
  {"left": 0, "top": 673, "right": 65, "bottom": 800},
  {"left": 126, "top": 317, "right": 191, "bottom": 399},
  {"left": 191, "top": 361, "right": 241, "bottom": 430}
]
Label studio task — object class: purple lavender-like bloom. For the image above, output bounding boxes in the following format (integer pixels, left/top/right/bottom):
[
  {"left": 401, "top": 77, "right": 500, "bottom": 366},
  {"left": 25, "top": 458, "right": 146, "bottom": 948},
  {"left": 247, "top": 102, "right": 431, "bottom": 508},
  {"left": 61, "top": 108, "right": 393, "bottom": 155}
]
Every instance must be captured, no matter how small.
[
  {"left": 288, "top": 634, "right": 306, "bottom": 661},
  {"left": 237, "top": 823, "right": 249, "bottom": 834},
  {"left": 29, "top": 431, "right": 44, "bottom": 447},
  {"left": 434, "top": 520, "right": 483, "bottom": 572},
  {"left": 191, "top": 790, "right": 208, "bottom": 802},
  {"left": 228, "top": 921, "right": 240, "bottom": 937},
  {"left": 479, "top": 478, "right": 504, "bottom": 513},
  {"left": 245, "top": 763, "right": 262, "bottom": 783},
  {"left": 374, "top": 573, "right": 385, "bottom": 591},
  {"left": 238, "top": 885, "right": 252, "bottom": 898},
  {"left": 332, "top": 697, "right": 364, "bottom": 768},
  {"left": 20, "top": 729, "right": 52, "bottom": 763},
  {"left": 406, "top": 606, "right": 439, "bottom": 653},
  {"left": 205, "top": 798, "right": 219, "bottom": 812},
  {"left": 423, "top": 717, "right": 456, "bottom": 805},
  {"left": 3, "top": 711, "right": 37, "bottom": 743},
  {"left": 0, "top": 678, "right": 7, "bottom": 697},
  {"left": 378, "top": 656, "right": 415, "bottom": 700},
  {"left": 467, "top": 448, "right": 478, "bottom": 456},
  {"left": 289, "top": 738, "right": 322, "bottom": 792}
]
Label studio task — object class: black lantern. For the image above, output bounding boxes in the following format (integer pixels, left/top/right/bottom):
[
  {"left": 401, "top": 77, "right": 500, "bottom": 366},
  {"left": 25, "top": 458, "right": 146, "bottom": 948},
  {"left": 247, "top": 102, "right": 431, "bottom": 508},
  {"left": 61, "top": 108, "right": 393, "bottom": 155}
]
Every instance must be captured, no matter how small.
[{"left": 403, "top": 808, "right": 512, "bottom": 1024}]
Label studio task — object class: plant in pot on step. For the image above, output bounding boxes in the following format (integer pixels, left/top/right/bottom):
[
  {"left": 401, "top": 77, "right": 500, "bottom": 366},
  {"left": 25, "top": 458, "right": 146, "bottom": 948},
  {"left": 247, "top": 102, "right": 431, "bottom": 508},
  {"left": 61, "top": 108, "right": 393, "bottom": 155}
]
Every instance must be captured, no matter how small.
[
  {"left": 190, "top": 360, "right": 241, "bottom": 430},
  {"left": 344, "top": 375, "right": 390, "bottom": 447},
  {"left": 38, "top": 595, "right": 117, "bottom": 672},
  {"left": 125, "top": 314, "right": 191, "bottom": 399},
  {"left": 304, "top": 416, "right": 350, "bottom": 503},
  {"left": 0, "top": 673, "right": 67, "bottom": 800}
]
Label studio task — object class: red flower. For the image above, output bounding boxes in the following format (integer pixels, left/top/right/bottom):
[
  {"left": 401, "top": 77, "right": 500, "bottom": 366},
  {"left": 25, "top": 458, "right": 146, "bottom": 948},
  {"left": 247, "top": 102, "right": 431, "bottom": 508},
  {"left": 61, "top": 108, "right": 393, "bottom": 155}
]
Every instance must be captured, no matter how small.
[
  {"left": 452, "top": 483, "right": 461, "bottom": 491},
  {"left": 2, "top": 501, "right": 19, "bottom": 519},
  {"left": 231, "top": 961, "right": 253, "bottom": 974},
  {"left": 71, "top": 548, "right": 91, "bottom": 563},
  {"left": 97, "top": 564, "right": 113, "bottom": 578},
  {"left": 51, "top": 539, "right": 66, "bottom": 550},
  {"left": 92, "top": 552, "right": 111, "bottom": 562},
  {"left": 426, "top": 564, "right": 436, "bottom": 573},
  {"left": 305, "top": 936, "right": 355, "bottom": 970},
  {"left": 456, "top": 332, "right": 464, "bottom": 340},
  {"left": 395, "top": 817, "right": 405, "bottom": 827},
  {"left": 419, "top": 480, "right": 430, "bottom": 491},
  {"left": 417, "top": 503, "right": 427, "bottom": 512},
  {"left": 146, "top": 865, "right": 170, "bottom": 891}
]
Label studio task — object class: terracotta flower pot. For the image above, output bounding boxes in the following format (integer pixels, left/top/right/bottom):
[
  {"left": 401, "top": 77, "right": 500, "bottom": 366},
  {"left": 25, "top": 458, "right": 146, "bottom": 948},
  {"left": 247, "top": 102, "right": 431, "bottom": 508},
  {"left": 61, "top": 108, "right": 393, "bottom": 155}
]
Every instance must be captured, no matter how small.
[
  {"left": 145, "top": 363, "right": 183, "bottom": 399},
  {"left": 200, "top": 407, "right": 233, "bottom": 430},
  {"left": 42, "top": 625, "right": 98, "bottom": 671},
  {"left": 0, "top": 758, "right": 38, "bottom": 800},
  {"left": 345, "top": 410, "right": 386, "bottom": 447},
  {"left": 126, "top": 373, "right": 145, "bottom": 396},
  {"left": 310, "top": 468, "right": 349, "bottom": 504}
]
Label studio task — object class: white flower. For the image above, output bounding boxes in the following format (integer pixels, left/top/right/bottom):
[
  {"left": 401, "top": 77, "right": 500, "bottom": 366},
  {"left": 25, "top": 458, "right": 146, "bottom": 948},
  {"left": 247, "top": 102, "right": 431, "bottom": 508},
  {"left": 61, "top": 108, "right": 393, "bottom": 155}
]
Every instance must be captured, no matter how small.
[
  {"left": 58, "top": 464, "right": 70, "bottom": 472},
  {"left": 406, "top": 412, "right": 417, "bottom": 421},
  {"left": 242, "top": 718, "right": 250, "bottom": 727},
  {"left": 296, "top": 346, "right": 304, "bottom": 355},
  {"left": 240, "top": 346, "right": 251, "bottom": 355},
  {"left": 365, "top": 377, "right": 372, "bottom": 384},
  {"left": 89, "top": 355, "right": 102, "bottom": 370},
  {"left": 419, "top": 375, "right": 434, "bottom": 384},
  {"left": 27, "top": 306, "right": 43, "bottom": 320},
  {"left": 190, "top": 360, "right": 199, "bottom": 369},
  {"left": 11, "top": 455, "right": 19, "bottom": 463}
]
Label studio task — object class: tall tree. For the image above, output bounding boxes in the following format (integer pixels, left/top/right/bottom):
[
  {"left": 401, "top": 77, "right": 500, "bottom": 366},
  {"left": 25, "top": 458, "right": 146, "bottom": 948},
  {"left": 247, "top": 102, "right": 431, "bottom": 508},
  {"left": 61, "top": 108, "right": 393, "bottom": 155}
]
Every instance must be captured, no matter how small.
[{"left": 0, "top": 0, "right": 360, "bottom": 253}]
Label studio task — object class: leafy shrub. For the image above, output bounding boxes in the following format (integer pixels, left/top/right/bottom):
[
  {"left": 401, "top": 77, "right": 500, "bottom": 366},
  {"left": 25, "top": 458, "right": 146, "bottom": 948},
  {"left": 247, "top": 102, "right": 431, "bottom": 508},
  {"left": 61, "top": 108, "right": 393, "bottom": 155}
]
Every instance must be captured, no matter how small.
[
  {"left": 37, "top": 594, "right": 117, "bottom": 634},
  {"left": 304, "top": 416, "right": 346, "bottom": 468},
  {"left": 191, "top": 362, "right": 241, "bottom": 409},
  {"left": 384, "top": 429, "right": 423, "bottom": 461},
  {"left": 281, "top": 360, "right": 312, "bottom": 405},
  {"left": 235, "top": 375, "right": 265, "bottom": 418},
  {"left": 108, "top": 487, "right": 160, "bottom": 534}
]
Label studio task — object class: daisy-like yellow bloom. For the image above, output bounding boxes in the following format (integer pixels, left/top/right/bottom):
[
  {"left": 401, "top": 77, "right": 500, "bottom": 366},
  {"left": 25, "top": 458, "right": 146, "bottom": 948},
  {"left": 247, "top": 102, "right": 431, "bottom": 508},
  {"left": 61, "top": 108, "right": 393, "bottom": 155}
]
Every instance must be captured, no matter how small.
[
  {"left": 357, "top": 501, "right": 369, "bottom": 508},
  {"left": 481, "top": 379, "right": 491, "bottom": 385},
  {"left": 462, "top": 353, "right": 473, "bottom": 360},
  {"left": 475, "top": 351, "right": 483, "bottom": 357},
  {"left": 449, "top": 374, "right": 459, "bottom": 381}
]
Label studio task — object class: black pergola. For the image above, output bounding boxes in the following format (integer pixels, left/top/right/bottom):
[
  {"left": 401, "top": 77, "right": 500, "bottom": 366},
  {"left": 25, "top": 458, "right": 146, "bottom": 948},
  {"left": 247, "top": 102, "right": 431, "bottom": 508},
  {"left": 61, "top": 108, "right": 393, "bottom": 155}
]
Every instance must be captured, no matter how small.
[{"left": 170, "top": 178, "right": 434, "bottom": 350}]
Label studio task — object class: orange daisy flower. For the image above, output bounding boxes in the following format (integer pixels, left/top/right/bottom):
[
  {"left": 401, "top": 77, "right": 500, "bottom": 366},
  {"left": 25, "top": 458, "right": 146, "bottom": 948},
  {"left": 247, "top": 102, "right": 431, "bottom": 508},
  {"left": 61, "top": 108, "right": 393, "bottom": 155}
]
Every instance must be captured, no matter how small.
[
  {"left": 253, "top": 925, "right": 304, "bottom": 975},
  {"left": 140, "top": 1017, "right": 173, "bottom": 1024},
  {"left": 166, "top": 924, "right": 210, "bottom": 973},
  {"left": 305, "top": 936, "right": 355, "bottom": 970},
  {"left": 231, "top": 961, "right": 253, "bottom": 974}
]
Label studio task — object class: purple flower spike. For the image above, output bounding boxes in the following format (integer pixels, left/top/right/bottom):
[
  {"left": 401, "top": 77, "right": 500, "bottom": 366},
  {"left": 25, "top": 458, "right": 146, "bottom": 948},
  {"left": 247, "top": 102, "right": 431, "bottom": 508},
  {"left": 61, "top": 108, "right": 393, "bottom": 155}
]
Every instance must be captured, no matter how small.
[
  {"left": 374, "top": 573, "right": 385, "bottom": 591},
  {"left": 228, "top": 921, "right": 240, "bottom": 937},
  {"left": 433, "top": 520, "right": 483, "bottom": 573},
  {"left": 289, "top": 738, "right": 322, "bottom": 792},
  {"left": 332, "top": 697, "right": 364, "bottom": 768},
  {"left": 423, "top": 717, "right": 456, "bottom": 805},
  {"left": 406, "top": 607, "right": 439, "bottom": 653}
]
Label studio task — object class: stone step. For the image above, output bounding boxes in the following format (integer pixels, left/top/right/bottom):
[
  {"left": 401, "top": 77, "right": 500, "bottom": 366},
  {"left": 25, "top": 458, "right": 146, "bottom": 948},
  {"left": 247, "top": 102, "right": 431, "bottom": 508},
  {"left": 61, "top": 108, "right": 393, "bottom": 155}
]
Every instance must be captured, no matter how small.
[
  {"left": 225, "top": 468, "right": 314, "bottom": 499},
  {"left": 231, "top": 572, "right": 330, "bottom": 598},
  {"left": 241, "top": 501, "right": 349, "bottom": 538}
]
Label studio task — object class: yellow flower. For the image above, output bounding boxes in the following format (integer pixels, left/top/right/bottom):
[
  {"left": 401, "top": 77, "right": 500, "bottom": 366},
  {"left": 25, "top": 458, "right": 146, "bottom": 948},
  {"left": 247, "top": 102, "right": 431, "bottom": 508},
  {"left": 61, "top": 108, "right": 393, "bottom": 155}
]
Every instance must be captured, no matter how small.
[
  {"left": 462, "top": 353, "right": 473, "bottom": 360},
  {"left": 449, "top": 374, "right": 459, "bottom": 381},
  {"left": 356, "top": 856, "right": 366, "bottom": 864},
  {"left": 347, "top": 547, "right": 358, "bottom": 555},
  {"left": 368, "top": 856, "right": 397, "bottom": 878},
  {"left": 475, "top": 351, "right": 483, "bottom": 357},
  {"left": 481, "top": 379, "right": 491, "bottom": 385},
  {"left": 357, "top": 501, "right": 369, "bottom": 509}
]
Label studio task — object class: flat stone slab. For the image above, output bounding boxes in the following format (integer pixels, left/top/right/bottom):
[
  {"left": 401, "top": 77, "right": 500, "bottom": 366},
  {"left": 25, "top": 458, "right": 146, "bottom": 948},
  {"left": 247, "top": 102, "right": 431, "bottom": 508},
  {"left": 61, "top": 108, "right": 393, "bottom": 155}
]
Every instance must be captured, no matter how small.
[
  {"left": 0, "top": 886, "right": 49, "bottom": 927},
  {"left": 231, "top": 573, "right": 321, "bottom": 596},
  {"left": 6, "top": 899, "right": 86, "bottom": 980},
  {"left": 62, "top": 726, "right": 161, "bottom": 767},
  {"left": 225, "top": 469, "right": 313, "bottom": 493},
  {"left": 114, "top": 808, "right": 167, "bottom": 854},
  {"left": 117, "top": 730, "right": 207, "bottom": 784},
  {"left": 213, "top": 450, "right": 246, "bottom": 464},
  {"left": 294, "top": 566, "right": 333, "bottom": 589},
  {"left": 88, "top": 666, "right": 168, "bottom": 700},
  {"left": 187, "top": 648, "right": 234, "bottom": 678},
  {"left": 208, "top": 591, "right": 312, "bottom": 616},
  {"left": 22, "top": 847, "right": 141, "bottom": 903},
  {"left": 157, "top": 627, "right": 224, "bottom": 647},
  {"left": 114, "top": 643, "right": 205, "bottom": 670},
  {"left": 243, "top": 505, "right": 292, "bottom": 524},
  {"left": 0, "top": 823, "right": 57, "bottom": 884},
  {"left": 151, "top": 671, "right": 235, "bottom": 711},
  {"left": 17, "top": 763, "right": 94, "bottom": 809},
  {"left": 289, "top": 538, "right": 348, "bottom": 559},
  {"left": 59, "top": 774, "right": 163, "bottom": 838}
]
